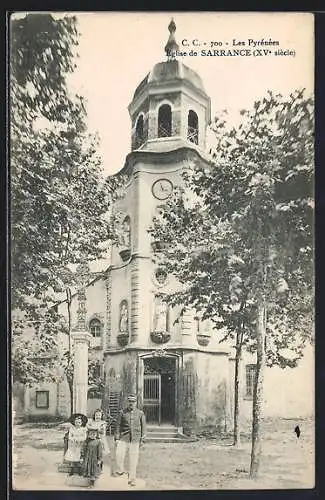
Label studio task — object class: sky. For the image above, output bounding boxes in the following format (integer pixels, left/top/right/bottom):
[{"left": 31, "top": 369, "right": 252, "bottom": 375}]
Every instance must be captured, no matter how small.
[{"left": 65, "top": 12, "right": 314, "bottom": 176}]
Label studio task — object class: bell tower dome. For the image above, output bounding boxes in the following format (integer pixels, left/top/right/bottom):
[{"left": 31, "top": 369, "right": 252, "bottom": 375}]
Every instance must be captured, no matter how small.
[{"left": 128, "top": 19, "right": 211, "bottom": 153}]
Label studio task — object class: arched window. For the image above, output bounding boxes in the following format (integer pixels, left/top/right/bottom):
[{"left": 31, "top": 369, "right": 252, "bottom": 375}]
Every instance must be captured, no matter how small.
[
  {"left": 187, "top": 110, "right": 199, "bottom": 144},
  {"left": 135, "top": 115, "right": 144, "bottom": 148},
  {"left": 158, "top": 104, "right": 172, "bottom": 138},
  {"left": 89, "top": 318, "right": 102, "bottom": 337}
]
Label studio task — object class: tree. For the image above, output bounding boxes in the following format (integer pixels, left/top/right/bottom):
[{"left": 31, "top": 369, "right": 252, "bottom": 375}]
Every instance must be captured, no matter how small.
[
  {"left": 11, "top": 13, "right": 120, "bottom": 310},
  {"left": 12, "top": 310, "right": 105, "bottom": 413},
  {"left": 150, "top": 89, "right": 314, "bottom": 477},
  {"left": 10, "top": 13, "right": 122, "bottom": 404},
  {"left": 12, "top": 307, "right": 67, "bottom": 386}
]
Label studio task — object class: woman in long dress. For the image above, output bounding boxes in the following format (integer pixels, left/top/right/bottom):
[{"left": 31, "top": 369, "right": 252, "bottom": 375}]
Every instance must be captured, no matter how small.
[
  {"left": 64, "top": 413, "right": 88, "bottom": 475},
  {"left": 88, "top": 408, "right": 111, "bottom": 471}
]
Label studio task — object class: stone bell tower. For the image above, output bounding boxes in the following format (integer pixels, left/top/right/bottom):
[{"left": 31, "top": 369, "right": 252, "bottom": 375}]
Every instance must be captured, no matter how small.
[
  {"left": 104, "top": 20, "right": 231, "bottom": 434},
  {"left": 128, "top": 18, "right": 211, "bottom": 152}
]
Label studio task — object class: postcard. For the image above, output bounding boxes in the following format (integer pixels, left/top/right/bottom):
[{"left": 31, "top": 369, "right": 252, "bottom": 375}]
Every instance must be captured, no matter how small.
[{"left": 10, "top": 11, "right": 314, "bottom": 491}]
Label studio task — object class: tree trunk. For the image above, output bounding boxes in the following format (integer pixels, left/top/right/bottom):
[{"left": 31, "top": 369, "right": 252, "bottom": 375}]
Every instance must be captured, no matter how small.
[
  {"left": 250, "top": 301, "right": 266, "bottom": 478},
  {"left": 66, "top": 287, "right": 73, "bottom": 415},
  {"left": 233, "top": 328, "right": 243, "bottom": 446},
  {"left": 68, "top": 375, "right": 73, "bottom": 416},
  {"left": 66, "top": 288, "right": 72, "bottom": 355}
]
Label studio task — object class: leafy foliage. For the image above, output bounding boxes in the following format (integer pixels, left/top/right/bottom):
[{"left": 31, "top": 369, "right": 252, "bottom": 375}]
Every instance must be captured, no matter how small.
[
  {"left": 88, "top": 357, "right": 105, "bottom": 399},
  {"left": 11, "top": 13, "right": 121, "bottom": 313},
  {"left": 11, "top": 306, "right": 68, "bottom": 385},
  {"left": 10, "top": 13, "right": 123, "bottom": 387},
  {"left": 150, "top": 89, "right": 314, "bottom": 366},
  {"left": 150, "top": 89, "right": 314, "bottom": 474}
]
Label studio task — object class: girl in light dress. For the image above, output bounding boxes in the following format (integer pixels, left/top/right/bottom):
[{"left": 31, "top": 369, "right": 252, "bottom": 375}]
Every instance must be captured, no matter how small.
[
  {"left": 88, "top": 408, "right": 111, "bottom": 471},
  {"left": 64, "top": 413, "right": 88, "bottom": 475}
]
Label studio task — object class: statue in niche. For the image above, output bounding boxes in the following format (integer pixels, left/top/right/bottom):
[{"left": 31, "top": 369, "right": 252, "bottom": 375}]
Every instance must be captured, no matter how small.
[
  {"left": 202, "top": 319, "right": 211, "bottom": 335},
  {"left": 120, "top": 217, "right": 131, "bottom": 248},
  {"left": 154, "top": 300, "right": 168, "bottom": 332},
  {"left": 119, "top": 301, "right": 129, "bottom": 333}
]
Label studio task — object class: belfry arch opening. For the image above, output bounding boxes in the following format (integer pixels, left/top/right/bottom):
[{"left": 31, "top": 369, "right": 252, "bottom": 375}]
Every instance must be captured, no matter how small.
[
  {"left": 158, "top": 104, "right": 172, "bottom": 138},
  {"left": 187, "top": 110, "right": 199, "bottom": 144},
  {"left": 135, "top": 114, "right": 144, "bottom": 148}
]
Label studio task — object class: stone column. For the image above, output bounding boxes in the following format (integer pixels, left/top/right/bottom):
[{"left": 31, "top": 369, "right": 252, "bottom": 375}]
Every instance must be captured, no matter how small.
[
  {"left": 130, "top": 258, "right": 152, "bottom": 345},
  {"left": 72, "top": 331, "right": 92, "bottom": 415},
  {"left": 105, "top": 271, "right": 112, "bottom": 349},
  {"left": 72, "top": 262, "right": 91, "bottom": 415}
]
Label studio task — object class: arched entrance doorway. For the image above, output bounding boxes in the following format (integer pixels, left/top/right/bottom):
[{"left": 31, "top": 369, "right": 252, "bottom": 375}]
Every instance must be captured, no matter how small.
[{"left": 142, "top": 355, "right": 177, "bottom": 425}]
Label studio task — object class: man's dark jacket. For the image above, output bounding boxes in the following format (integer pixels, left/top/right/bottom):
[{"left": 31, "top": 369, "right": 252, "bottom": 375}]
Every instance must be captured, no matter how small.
[{"left": 115, "top": 406, "right": 146, "bottom": 443}]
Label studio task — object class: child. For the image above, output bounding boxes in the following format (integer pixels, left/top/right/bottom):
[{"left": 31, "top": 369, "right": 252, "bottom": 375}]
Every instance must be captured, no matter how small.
[
  {"left": 89, "top": 408, "right": 110, "bottom": 464},
  {"left": 81, "top": 425, "right": 104, "bottom": 488},
  {"left": 64, "top": 413, "right": 88, "bottom": 475}
]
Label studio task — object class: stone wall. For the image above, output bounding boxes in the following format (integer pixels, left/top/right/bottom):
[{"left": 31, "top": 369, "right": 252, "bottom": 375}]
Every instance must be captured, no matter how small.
[
  {"left": 102, "top": 351, "right": 138, "bottom": 415},
  {"left": 23, "top": 381, "right": 70, "bottom": 421},
  {"left": 181, "top": 350, "right": 231, "bottom": 435},
  {"left": 228, "top": 344, "right": 314, "bottom": 433}
]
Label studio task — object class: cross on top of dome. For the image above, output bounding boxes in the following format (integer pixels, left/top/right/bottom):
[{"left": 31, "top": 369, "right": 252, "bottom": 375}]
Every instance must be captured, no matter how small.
[
  {"left": 164, "top": 18, "right": 179, "bottom": 61},
  {"left": 168, "top": 17, "right": 176, "bottom": 33}
]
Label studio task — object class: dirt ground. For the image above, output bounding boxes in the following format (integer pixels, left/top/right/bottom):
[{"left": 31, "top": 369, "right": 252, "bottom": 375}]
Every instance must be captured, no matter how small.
[{"left": 11, "top": 417, "right": 314, "bottom": 491}]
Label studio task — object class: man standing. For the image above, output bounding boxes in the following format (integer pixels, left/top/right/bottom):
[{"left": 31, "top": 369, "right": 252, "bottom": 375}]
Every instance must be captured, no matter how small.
[{"left": 113, "top": 394, "right": 146, "bottom": 487}]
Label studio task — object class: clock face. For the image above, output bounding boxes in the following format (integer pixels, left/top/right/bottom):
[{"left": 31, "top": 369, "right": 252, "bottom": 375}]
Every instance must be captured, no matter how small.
[{"left": 152, "top": 178, "right": 173, "bottom": 200}]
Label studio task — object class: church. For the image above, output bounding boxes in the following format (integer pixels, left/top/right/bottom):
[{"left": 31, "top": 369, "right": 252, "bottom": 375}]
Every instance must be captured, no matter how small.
[{"left": 17, "top": 19, "right": 313, "bottom": 435}]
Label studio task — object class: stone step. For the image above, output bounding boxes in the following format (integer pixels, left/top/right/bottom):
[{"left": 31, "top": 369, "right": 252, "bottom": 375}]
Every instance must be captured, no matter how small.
[
  {"left": 147, "top": 431, "right": 179, "bottom": 438},
  {"left": 147, "top": 426, "right": 179, "bottom": 433},
  {"left": 146, "top": 424, "right": 195, "bottom": 442},
  {"left": 148, "top": 430, "right": 179, "bottom": 436},
  {"left": 145, "top": 436, "right": 197, "bottom": 443}
]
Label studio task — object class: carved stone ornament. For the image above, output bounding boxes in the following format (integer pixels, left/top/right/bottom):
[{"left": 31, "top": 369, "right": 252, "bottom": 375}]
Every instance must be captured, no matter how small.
[
  {"left": 119, "top": 247, "right": 131, "bottom": 262},
  {"left": 152, "top": 348, "right": 167, "bottom": 357},
  {"left": 197, "top": 334, "right": 211, "bottom": 347},
  {"left": 151, "top": 240, "right": 167, "bottom": 252},
  {"left": 117, "top": 333, "right": 129, "bottom": 347},
  {"left": 150, "top": 331, "right": 171, "bottom": 344},
  {"left": 76, "top": 289, "right": 87, "bottom": 331},
  {"left": 153, "top": 300, "right": 168, "bottom": 332},
  {"left": 119, "top": 216, "right": 131, "bottom": 261},
  {"left": 153, "top": 267, "right": 169, "bottom": 287},
  {"left": 119, "top": 300, "right": 129, "bottom": 333}
]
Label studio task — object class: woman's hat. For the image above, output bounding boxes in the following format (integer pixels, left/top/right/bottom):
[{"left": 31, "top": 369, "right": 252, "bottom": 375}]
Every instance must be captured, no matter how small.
[{"left": 68, "top": 413, "right": 88, "bottom": 427}]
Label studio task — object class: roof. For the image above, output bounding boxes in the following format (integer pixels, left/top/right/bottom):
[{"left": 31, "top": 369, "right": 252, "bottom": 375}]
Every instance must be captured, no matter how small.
[
  {"left": 137, "top": 136, "right": 210, "bottom": 159},
  {"left": 132, "top": 60, "right": 207, "bottom": 101}
]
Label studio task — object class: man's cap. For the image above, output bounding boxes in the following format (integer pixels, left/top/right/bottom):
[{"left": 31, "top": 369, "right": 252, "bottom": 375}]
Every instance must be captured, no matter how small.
[{"left": 127, "top": 394, "right": 137, "bottom": 401}]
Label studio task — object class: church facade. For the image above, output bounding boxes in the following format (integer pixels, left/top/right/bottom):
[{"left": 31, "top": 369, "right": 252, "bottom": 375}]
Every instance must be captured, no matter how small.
[
  {"left": 15, "top": 21, "right": 313, "bottom": 432},
  {"left": 92, "top": 40, "right": 233, "bottom": 433}
]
